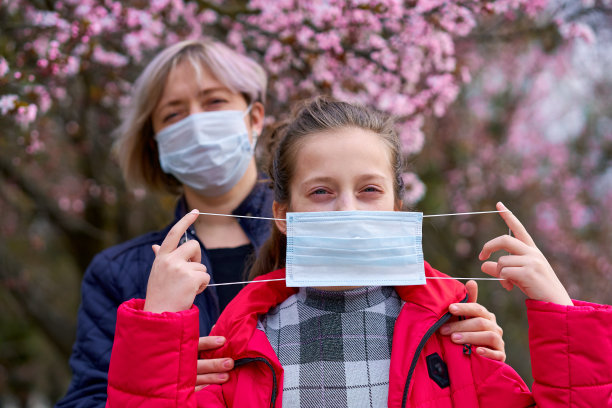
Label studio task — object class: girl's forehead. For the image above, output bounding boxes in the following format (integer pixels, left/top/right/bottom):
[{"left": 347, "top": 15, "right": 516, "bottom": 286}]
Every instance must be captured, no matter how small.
[{"left": 294, "top": 127, "right": 394, "bottom": 177}]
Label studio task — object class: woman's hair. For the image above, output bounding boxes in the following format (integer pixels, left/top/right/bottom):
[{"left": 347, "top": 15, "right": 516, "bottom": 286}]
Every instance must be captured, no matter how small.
[
  {"left": 249, "top": 96, "right": 404, "bottom": 279},
  {"left": 114, "top": 38, "right": 267, "bottom": 194}
]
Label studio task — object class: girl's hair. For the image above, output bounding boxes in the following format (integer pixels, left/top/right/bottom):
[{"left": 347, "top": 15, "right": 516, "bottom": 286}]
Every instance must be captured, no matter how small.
[
  {"left": 114, "top": 38, "right": 267, "bottom": 194},
  {"left": 249, "top": 96, "right": 404, "bottom": 280}
]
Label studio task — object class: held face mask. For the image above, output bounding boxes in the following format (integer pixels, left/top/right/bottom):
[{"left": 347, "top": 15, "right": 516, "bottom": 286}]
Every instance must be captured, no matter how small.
[
  {"left": 285, "top": 210, "right": 425, "bottom": 287},
  {"left": 155, "top": 107, "right": 254, "bottom": 197}
]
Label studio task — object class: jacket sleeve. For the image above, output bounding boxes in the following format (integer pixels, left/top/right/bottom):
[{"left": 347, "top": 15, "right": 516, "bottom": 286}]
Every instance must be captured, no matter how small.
[
  {"left": 527, "top": 299, "right": 612, "bottom": 407},
  {"left": 106, "top": 299, "right": 225, "bottom": 407},
  {"left": 56, "top": 253, "right": 125, "bottom": 408}
]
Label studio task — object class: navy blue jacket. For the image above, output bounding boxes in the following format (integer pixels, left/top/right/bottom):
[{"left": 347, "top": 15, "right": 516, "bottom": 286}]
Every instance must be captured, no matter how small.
[{"left": 56, "top": 181, "right": 273, "bottom": 407}]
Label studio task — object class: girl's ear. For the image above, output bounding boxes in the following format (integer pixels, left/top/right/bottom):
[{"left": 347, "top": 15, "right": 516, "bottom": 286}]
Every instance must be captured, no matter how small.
[{"left": 273, "top": 201, "right": 288, "bottom": 235}]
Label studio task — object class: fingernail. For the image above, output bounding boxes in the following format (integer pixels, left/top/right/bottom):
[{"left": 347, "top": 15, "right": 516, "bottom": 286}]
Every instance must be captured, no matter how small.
[
  {"left": 449, "top": 304, "right": 459, "bottom": 313},
  {"left": 439, "top": 325, "right": 450, "bottom": 335},
  {"left": 191, "top": 209, "right": 199, "bottom": 214},
  {"left": 219, "top": 373, "right": 229, "bottom": 381},
  {"left": 216, "top": 336, "right": 225, "bottom": 345},
  {"left": 476, "top": 347, "right": 485, "bottom": 355},
  {"left": 223, "top": 359, "right": 233, "bottom": 369},
  {"left": 478, "top": 251, "right": 484, "bottom": 261},
  {"left": 452, "top": 333, "right": 463, "bottom": 341},
  {"left": 498, "top": 202, "right": 507, "bottom": 210}
]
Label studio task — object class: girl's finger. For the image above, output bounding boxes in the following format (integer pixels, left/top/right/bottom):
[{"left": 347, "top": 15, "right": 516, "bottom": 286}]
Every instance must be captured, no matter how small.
[
  {"left": 151, "top": 244, "right": 161, "bottom": 255},
  {"left": 481, "top": 261, "right": 515, "bottom": 291},
  {"left": 475, "top": 347, "right": 506, "bottom": 363},
  {"left": 158, "top": 209, "right": 199, "bottom": 255},
  {"left": 496, "top": 202, "right": 536, "bottom": 247},
  {"left": 173, "top": 239, "right": 203, "bottom": 264},
  {"left": 479, "top": 235, "right": 531, "bottom": 261},
  {"left": 465, "top": 280, "right": 478, "bottom": 303}
]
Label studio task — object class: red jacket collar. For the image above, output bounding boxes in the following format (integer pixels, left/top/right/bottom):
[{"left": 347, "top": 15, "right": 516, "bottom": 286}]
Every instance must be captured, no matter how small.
[{"left": 208, "top": 263, "right": 467, "bottom": 359}]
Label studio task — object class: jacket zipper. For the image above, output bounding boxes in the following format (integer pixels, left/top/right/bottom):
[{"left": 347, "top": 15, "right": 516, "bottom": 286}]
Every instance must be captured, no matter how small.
[
  {"left": 234, "top": 357, "right": 278, "bottom": 408},
  {"left": 401, "top": 293, "right": 469, "bottom": 407}
]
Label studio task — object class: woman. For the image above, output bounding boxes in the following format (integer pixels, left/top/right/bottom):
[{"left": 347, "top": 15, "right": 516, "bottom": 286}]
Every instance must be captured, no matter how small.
[{"left": 58, "top": 41, "right": 506, "bottom": 407}]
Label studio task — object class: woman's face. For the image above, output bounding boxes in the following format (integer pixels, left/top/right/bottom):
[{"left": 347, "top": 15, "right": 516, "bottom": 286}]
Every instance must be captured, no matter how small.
[
  {"left": 274, "top": 127, "right": 397, "bottom": 224},
  {"left": 151, "top": 60, "right": 260, "bottom": 138}
]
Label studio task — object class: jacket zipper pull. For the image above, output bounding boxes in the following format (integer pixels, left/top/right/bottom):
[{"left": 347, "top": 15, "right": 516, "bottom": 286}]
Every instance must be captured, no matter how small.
[{"left": 463, "top": 344, "right": 472, "bottom": 355}]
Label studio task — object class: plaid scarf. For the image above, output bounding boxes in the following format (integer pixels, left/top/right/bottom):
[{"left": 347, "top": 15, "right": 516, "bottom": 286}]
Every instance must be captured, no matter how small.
[{"left": 257, "top": 286, "right": 403, "bottom": 407}]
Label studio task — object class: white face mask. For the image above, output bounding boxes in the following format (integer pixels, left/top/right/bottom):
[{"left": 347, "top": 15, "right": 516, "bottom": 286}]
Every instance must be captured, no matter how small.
[
  {"left": 285, "top": 210, "right": 425, "bottom": 287},
  {"left": 155, "top": 106, "right": 255, "bottom": 196}
]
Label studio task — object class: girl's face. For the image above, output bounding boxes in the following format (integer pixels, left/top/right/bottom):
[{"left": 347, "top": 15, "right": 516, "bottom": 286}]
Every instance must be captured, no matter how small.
[{"left": 273, "top": 127, "right": 398, "bottom": 228}]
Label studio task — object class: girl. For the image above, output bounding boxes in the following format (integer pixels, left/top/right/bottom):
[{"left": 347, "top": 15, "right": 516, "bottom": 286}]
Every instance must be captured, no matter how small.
[{"left": 107, "top": 98, "right": 611, "bottom": 407}]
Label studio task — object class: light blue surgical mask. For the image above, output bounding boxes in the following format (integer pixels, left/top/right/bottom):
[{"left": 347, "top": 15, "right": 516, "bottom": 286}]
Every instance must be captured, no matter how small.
[
  {"left": 155, "top": 106, "right": 255, "bottom": 196},
  {"left": 285, "top": 210, "right": 425, "bottom": 287}
]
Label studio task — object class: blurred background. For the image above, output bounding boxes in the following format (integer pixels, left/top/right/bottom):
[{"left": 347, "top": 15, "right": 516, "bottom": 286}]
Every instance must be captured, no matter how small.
[{"left": 1, "top": 0, "right": 611, "bottom": 406}]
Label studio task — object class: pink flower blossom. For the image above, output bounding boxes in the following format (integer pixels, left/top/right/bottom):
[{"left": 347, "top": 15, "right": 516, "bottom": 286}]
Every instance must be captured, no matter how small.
[
  {"left": 0, "top": 94, "right": 18, "bottom": 115},
  {"left": 0, "top": 57, "right": 8, "bottom": 77}
]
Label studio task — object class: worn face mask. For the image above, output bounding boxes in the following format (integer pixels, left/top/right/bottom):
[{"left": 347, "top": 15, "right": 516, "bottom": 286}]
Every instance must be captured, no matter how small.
[
  {"left": 285, "top": 210, "right": 425, "bottom": 287},
  {"left": 155, "top": 106, "right": 254, "bottom": 196}
]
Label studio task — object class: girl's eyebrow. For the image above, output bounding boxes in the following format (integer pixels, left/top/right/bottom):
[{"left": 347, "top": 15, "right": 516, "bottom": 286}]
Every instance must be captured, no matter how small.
[{"left": 300, "top": 173, "right": 388, "bottom": 188}]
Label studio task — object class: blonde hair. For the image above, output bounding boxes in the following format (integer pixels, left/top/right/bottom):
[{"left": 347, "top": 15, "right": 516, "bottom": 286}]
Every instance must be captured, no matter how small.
[{"left": 114, "top": 39, "right": 267, "bottom": 194}]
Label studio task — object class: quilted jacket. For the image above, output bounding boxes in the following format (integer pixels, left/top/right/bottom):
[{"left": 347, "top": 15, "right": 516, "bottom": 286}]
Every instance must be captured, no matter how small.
[
  {"left": 106, "top": 264, "right": 612, "bottom": 407},
  {"left": 56, "top": 181, "right": 273, "bottom": 408}
]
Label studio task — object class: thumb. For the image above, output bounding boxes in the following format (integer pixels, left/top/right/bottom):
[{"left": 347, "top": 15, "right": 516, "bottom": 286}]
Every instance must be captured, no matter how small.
[
  {"left": 466, "top": 280, "right": 478, "bottom": 303},
  {"left": 151, "top": 244, "right": 161, "bottom": 256}
]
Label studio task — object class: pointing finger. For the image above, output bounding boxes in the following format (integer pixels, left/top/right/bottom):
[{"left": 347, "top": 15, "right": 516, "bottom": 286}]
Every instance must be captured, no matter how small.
[
  {"left": 496, "top": 202, "right": 536, "bottom": 247},
  {"left": 158, "top": 209, "right": 199, "bottom": 255}
]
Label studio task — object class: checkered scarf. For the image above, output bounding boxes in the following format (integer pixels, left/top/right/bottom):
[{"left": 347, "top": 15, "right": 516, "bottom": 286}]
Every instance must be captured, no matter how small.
[{"left": 257, "top": 286, "right": 403, "bottom": 407}]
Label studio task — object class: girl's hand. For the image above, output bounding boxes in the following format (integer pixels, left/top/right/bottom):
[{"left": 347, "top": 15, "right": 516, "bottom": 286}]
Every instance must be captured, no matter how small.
[
  {"left": 144, "top": 209, "right": 210, "bottom": 313},
  {"left": 440, "top": 280, "right": 506, "bottom": 362},
  {"left": 195, "top": 336, "right": 234, "bottom": 391},
  {"left": 479, "top": 202, "right": 572, "bottom": 306}
]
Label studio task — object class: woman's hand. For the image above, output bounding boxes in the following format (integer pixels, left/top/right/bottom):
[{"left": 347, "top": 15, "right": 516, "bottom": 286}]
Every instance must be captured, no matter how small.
[
  {"left": 195, "top": 336, "right": 234, "bottom": 391},
  {"left": 439, "top": 280, "right": 506, "bottom": 362},
  {"left": 144, "top": 209, "right": 210, "bottom": 313},
  {"left": 479, "top": 202, "right": 572, "bottom": 306}
]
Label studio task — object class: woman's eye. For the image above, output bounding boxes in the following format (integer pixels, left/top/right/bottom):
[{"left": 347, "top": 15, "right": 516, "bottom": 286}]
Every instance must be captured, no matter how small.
[
  {"left": 163, "top": 112, "right": 179, "bottom": 123},
  {"left": 207, "top": 98, "right": 228, "bottom": 107}
]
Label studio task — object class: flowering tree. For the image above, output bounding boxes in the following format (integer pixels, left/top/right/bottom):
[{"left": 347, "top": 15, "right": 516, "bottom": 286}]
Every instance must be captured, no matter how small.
[{"left": 1, "top": 0, "right": 610, "bottom": 403}]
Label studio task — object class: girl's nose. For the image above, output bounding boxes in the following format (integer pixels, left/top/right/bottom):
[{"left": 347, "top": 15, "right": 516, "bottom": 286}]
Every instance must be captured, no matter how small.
[{"left": 335, "top": 194, "right": 357, "bottom": 212}]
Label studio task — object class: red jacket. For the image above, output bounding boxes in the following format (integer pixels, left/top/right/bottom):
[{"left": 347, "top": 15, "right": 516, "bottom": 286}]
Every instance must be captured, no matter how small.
[{"left": 107, "top": 263, "right": 612, "bottom": 407}]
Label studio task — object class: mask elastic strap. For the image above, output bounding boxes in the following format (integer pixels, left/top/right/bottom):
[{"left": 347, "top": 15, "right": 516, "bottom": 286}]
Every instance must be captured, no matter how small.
[{"left": 186, "top": 209, "right": 511, "bottom": 286}]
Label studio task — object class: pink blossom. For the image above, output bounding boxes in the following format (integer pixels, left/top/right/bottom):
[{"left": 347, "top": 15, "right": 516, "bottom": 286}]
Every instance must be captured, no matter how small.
[
  {"left": 401, "top": 172, "right": 427, "bottom": 205},
  {"left": 92, "top": 45, "right": 129, "bottom": 67},
  {"left": 0, "top": 57, "right": 8, "bottom": 77},
  {"left": 0, "top": 94, "right": 18, "bottom": 115}
]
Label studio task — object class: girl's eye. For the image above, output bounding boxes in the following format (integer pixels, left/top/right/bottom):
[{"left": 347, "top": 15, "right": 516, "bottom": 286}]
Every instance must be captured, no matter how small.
[
  {"left": 362, "top": 186, "right": 382, "bottom": 193},
  {"left": 311, "top": 188, "right": 329, "bottom": 195}
]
